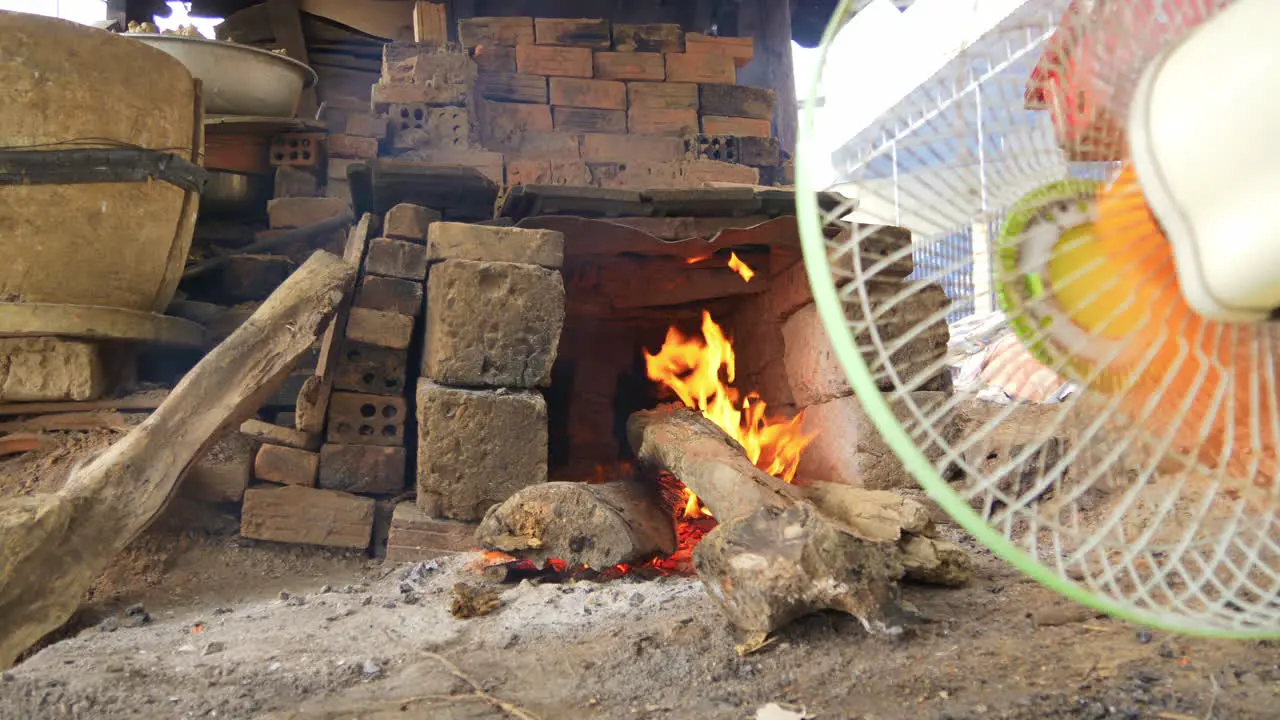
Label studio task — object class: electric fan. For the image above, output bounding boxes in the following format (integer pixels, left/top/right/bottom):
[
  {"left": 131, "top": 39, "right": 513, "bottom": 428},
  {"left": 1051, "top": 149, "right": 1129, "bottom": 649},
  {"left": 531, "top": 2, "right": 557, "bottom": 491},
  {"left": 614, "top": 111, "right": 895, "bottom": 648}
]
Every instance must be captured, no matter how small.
[{"left": 794, "top": 0, "right": 1280, "bottom": 637}]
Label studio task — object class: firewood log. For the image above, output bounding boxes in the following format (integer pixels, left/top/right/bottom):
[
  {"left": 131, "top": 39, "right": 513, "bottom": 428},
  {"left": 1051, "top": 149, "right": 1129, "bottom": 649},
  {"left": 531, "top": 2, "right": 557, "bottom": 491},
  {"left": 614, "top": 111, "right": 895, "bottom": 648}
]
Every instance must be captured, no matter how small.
[{"left": 0, "top": 252, "right": 355, "bottom": 668}]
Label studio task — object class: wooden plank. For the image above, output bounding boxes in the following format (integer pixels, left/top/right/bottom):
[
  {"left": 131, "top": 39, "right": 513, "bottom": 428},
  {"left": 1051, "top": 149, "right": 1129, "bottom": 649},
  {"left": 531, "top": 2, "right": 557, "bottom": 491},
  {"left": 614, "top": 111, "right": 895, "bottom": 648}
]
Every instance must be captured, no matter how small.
[
  {"left": 477, "top": 72, "right": 549, "bottom": 103},
  {"left": 295, "top": 212, "right": 372, "bottom": 434},
  {"left": 300, "top": 0, "right": 414, "bottom": 41},
  {"left": 0, "top": 391, "right": 168, "bottom": 417},
  {"left": 413, "top": 0, "right": 448, "bottom": 44},
  {"left": 266, "top": 0, "right": 317, "bottom": 117},
  {"left": 458, "top": 16, "right": 533, "bottom": 48},
  {"left": 534, "top": 18, "right": 611, "bottom": 49},
  {"left": 0, "top": 302, "right": 205, "bottom": 347},
  {"left": 499, "top": 184, "right": 648, "bottom": 220},
  {"left": 612, "top": 23, "right": 684, "bottom": 53},
  {"left": 736, "top": 0, "right": 798, "bottom": 154}
]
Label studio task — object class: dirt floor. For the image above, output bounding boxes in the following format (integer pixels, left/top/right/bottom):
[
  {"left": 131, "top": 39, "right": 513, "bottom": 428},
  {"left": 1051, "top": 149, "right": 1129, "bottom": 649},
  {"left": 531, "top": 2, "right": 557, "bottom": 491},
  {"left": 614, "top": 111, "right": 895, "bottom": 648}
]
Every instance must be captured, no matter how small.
[{"left": 3, "top": 435, "right": 1280, "bottom": 720}]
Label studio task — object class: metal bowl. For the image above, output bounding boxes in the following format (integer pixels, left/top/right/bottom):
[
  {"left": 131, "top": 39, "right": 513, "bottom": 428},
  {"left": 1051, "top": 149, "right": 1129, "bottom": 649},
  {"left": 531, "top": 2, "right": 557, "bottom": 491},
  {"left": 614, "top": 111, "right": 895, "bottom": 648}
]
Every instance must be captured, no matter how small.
[
  {"left": 126, "top": 34, "right": 318, "bottom": 117},
  {"left": 201, "top": 170, "right": 273, "bottom": 217}
]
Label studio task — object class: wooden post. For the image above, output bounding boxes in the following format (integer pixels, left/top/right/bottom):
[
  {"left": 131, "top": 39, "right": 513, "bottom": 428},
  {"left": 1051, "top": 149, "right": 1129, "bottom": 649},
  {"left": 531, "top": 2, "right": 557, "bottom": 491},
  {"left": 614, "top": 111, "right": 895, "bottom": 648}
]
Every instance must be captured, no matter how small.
[
  {"left": 414, "top": 1, "right": 449, "bottom": 44},
  {"left": 266, "top": 0, "right": 317, "bottom": 118},
  {"left": 737, "top": 0, "right": 798, "bottom": 155}
]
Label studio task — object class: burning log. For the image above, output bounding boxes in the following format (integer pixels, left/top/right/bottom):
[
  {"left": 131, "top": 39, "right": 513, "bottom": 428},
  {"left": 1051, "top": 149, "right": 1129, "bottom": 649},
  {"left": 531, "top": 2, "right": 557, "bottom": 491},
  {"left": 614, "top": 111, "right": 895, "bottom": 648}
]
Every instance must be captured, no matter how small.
[
  {"left": 0, "top": 252, "right": 355, "bottom": 668},
  {"left": 628, "top": 404, "right": 972, "bottom": 636},
  {"left": 626, "top": 404, "right": 801, "bottom": 525},
  {"left": 476, "top": 479, "right": 677, "bottom": 569}
]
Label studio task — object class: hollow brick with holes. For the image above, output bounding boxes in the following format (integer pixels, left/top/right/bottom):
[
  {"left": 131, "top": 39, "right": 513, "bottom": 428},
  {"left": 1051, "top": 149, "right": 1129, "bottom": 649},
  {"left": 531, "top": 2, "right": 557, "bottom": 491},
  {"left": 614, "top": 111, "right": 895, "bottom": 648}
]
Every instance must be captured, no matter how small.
[
  {"left": 326, "top": 391, "right": 407, "bottom": 446},
  {"left": 333, "top": 342, "right": 409, "bottom": 396}
]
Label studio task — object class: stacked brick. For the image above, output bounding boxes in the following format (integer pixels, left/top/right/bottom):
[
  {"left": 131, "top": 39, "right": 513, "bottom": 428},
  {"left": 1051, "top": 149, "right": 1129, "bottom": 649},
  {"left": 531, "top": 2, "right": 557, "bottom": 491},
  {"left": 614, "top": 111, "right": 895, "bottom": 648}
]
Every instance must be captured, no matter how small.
[
  {"left": 325, "top": 111, "right": 387, "bottom": 204},
  {"left": 352, "top": 17, "right": 785, "bottom": 189},
  {"left": 460, "top": 17, "right": 781, "bottom": 188},
  {"left": 389, "top": 222, "right": 566, "bottom": 562},
  {"left": 236, "top": 201, "right": 437, "bottom": 552}
]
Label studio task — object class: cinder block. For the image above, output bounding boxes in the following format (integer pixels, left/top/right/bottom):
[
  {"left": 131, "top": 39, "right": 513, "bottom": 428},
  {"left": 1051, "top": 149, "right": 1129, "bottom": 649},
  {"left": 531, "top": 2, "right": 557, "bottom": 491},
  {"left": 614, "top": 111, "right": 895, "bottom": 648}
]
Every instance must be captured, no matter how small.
[
  {"left": 423, "top": 259, "right": 564, "bottom": 388},
  {"left": 416, "top": 380, "right": 548, "bottom": 520},
  {"left": 427, "top": 222, "right": 563, "bottom": 268},
  {"left": 318, "top": 444, "right": 407, "bottom": 494},
  {"left": 326, "top": 391, "right": 407, "bottom": 446}
]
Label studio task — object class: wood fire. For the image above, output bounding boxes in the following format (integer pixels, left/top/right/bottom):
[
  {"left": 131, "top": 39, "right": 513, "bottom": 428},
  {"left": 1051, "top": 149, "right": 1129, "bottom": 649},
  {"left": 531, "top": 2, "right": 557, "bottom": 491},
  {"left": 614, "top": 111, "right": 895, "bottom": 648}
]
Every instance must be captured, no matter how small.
[{"left": 643, "top": 310, "right": 814, "bottom": 518}]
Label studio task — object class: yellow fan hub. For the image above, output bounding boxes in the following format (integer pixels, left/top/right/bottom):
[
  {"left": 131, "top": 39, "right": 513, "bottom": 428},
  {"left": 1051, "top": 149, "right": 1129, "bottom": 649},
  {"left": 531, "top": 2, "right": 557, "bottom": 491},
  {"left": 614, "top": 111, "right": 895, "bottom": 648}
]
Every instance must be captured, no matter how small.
[{"left": 1044, "top": 223, "right": 1148, "bottom": 341}]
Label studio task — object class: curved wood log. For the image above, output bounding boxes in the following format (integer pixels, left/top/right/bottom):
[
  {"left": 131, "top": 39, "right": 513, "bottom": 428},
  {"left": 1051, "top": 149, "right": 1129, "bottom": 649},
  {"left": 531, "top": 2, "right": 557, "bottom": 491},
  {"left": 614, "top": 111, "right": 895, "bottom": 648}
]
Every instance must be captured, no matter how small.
[{"left": 0, "top": 251, "right": 355, "bottom": 668}]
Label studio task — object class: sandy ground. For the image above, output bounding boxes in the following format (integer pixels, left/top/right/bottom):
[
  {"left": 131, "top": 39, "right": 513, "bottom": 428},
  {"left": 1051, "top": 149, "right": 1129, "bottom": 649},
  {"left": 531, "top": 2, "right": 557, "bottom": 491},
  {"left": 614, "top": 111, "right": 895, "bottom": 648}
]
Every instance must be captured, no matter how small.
[
  {"left": 2, "top": 514, "right": 1279, "bottom": 720},
  {"left": 3, "top": 432, "right": 1280, "bottom": 719}
]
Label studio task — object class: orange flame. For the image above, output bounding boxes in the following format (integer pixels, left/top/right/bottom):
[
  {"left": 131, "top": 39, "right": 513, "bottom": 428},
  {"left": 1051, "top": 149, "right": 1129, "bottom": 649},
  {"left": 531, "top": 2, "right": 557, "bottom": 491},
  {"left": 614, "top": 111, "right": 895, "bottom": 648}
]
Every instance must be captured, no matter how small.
[
  {"left": 644, "top": 310, "right": 814, "bottom": 517},
  {"left": 728, "top": 252, "right": 755, "bottom": 282},
  {"left": 686, "top": 254, "right": 712, "bottom": 265}
]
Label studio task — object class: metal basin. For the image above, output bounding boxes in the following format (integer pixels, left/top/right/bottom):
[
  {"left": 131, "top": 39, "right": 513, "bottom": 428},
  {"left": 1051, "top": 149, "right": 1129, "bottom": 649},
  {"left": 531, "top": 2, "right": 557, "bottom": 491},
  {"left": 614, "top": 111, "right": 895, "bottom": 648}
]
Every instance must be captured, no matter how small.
[
  {"left": 127, "top": 34, "right": 317, "bottom": 117},
  {"left": 201, "top": 171, "right": 273, "bottom": 217}
]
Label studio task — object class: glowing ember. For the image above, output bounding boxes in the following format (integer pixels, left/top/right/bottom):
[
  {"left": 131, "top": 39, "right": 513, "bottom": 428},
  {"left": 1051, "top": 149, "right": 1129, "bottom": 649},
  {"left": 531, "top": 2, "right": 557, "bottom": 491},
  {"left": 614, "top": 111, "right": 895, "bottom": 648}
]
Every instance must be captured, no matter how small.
[
  {"left": 644, "top": 310, "right": 814, "bottom": 517},
  {"left": 686, "top": 254, "right": 712, "bottom": 265},
  {"left": 727, "top": 252, "right": 755, "bottom": 282}
]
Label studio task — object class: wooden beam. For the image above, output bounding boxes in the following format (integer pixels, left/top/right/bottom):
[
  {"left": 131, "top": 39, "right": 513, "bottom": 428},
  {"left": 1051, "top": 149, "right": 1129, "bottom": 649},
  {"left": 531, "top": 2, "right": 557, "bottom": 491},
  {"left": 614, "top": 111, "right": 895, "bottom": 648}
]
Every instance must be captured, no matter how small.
[
  {"left": 413, "top": 1, "right": 449, "bottom": 44},
  {"left": 737, "top": 0, "right": 798, "bottom": 155}
]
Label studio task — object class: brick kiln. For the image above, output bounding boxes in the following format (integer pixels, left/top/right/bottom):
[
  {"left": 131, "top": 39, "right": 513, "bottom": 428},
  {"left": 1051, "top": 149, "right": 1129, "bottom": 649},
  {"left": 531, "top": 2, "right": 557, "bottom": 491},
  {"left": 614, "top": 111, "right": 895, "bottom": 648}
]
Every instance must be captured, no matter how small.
[{"left": 166, "top": 11, "right": 955, "bottom": 576}]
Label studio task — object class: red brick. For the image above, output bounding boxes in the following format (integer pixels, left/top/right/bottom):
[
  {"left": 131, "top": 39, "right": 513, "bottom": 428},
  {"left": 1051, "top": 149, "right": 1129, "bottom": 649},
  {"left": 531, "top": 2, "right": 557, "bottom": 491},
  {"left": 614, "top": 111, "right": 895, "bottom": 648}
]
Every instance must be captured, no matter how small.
[
  {"left": 699, "top": 83, "right": 775, "bottom": 120},
  {"left": 365, "top": 237, "right": 429, "bottom": 281},
  {"left": 327, "top": 134, "right": 379, "bottom": 159},
  {"left": 182, "top": 432, "right": 252, "bottom": 503},
  {"left": 506, "top": 158, "right": 552, "bottom": 185},
  {"left": 344, "top": 307, "right": 414, "bottom": 350},
  {"left": 239, "top": 419, "right": 319, "bottom": 451},
  {"left": 477, "top": 100, "right": 554, "bottom": 150},
  {"left": 627, "top": 108, "right": 698, "bottom": 136},
  {"left": 550, "top": 160, "right": 592, "bottom": 185},
  {"left": 684, "top": 160, "right": 760, "bottom": 186},
  {"left": 318, "top": 444, "right": 407, "bottom": 494},
  {"left": 385, "top": 502, "right": 479, "bottom": 562},
  {"left": 701, "top": 115, "right": 772, "bottom": 138},
  {"left": 684, "top": 33, "right": 754, "bottom": 67},
  {"left": 515, "top": 44, "right": 592, "bottom": 78},
  {"left": 627, "top": 82, "right": 698, "bottom": 110},
  {"left": 472, "top": 45, "right": 516, "bottom": 73},
  {"left": 612, "top": 24, "right": 684, "bottom": 53},
  {"left": 354, "top": 275, "right": 423, "bottom": 317},
  {"left": 534, "top": 18, "right": 610, "bottom": 48},
  {"left": 549, "top": 77, "right": 625, "bottom": 110},
  {"left": 240, "top": 485, "right": 374, "bottom": 549},
  {"left": 327, "top": 392, "right": 407, "bottom": 447},
  {"left": 267, "top": 197, "right": 350, "bottom": 229},
  {"left": 477, "top": 72, "right": 549, "bottom": 104},
  {"left": 253, "top": 443, "right": 319, "bottom": 487},
  {"left": 344, "top": 113, "right": 388, "bottom": 139},
  {"left": 579, "top": 133, "right": 684, "bottom": 162},
  {"left": 593, "top": 51, "right": 665, "bottom": 80},
  {"left": 665, "top": 53, "right": 736, "bottom": 84},
  {"left": 458, "top": 17, "right": 534, "bottom": 49},
  {"left": 553, "top": 106, "right": 626, "bottom": 134}
]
